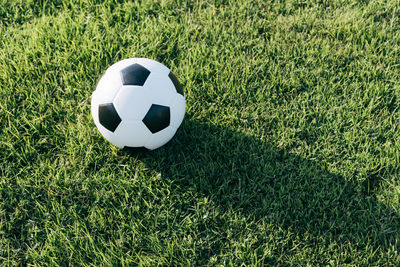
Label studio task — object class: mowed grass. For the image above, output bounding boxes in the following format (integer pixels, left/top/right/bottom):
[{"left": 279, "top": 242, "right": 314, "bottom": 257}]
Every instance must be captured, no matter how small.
[{"left": 1, "top": 0, "right": 400, "bottom": 265}]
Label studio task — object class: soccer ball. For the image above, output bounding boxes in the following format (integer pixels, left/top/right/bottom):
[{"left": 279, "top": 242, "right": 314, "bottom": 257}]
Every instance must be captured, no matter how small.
[{"left": 91, "top": 58, "right": 185, "bottom": 150}]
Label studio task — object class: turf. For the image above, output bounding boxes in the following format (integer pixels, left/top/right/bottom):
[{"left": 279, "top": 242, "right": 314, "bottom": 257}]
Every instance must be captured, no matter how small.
[{"left": 1, "top": 0, "right": 400, "bottom": 265}]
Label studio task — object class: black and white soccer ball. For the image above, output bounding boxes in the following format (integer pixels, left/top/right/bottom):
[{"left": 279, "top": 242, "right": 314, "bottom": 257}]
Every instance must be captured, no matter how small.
[{"left": 91, "top": 58, "right": 185, "bottom": 150}]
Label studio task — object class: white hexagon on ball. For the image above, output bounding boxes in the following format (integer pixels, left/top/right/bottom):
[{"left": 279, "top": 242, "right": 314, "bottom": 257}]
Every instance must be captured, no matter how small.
[
  {"left": 113, "top": 86, "right": 152, "bottom": 121},
  {"left": 91, "top": 58, "right": 186, "bottom": 150}
]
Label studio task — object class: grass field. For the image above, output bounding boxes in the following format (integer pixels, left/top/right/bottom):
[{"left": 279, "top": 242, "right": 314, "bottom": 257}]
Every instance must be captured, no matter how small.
[{"left": 1, "top": 0, "right": 400, "bottom": 265}]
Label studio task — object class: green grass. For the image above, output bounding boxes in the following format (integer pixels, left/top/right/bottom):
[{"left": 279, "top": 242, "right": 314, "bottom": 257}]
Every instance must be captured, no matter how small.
[{"left": 1, "top": 0, "right": 400, "bottom": 265}]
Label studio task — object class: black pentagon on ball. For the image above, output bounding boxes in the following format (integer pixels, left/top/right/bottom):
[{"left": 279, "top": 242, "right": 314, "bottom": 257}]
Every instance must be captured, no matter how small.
[
  {"left": 168, "top": 71, "right": 184, "bottom": 95},
  {"left": 98, "top": 103, "right": 121, "bottom": 132},
  {"left": 122, "top": 146, "right": 149, "bottom": 153},
  {"left": 142, "top": 104, "right": 170, "bottom": 134},
  {"left": 120, "top": 63, "right": 151, "bottom": 86}
]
